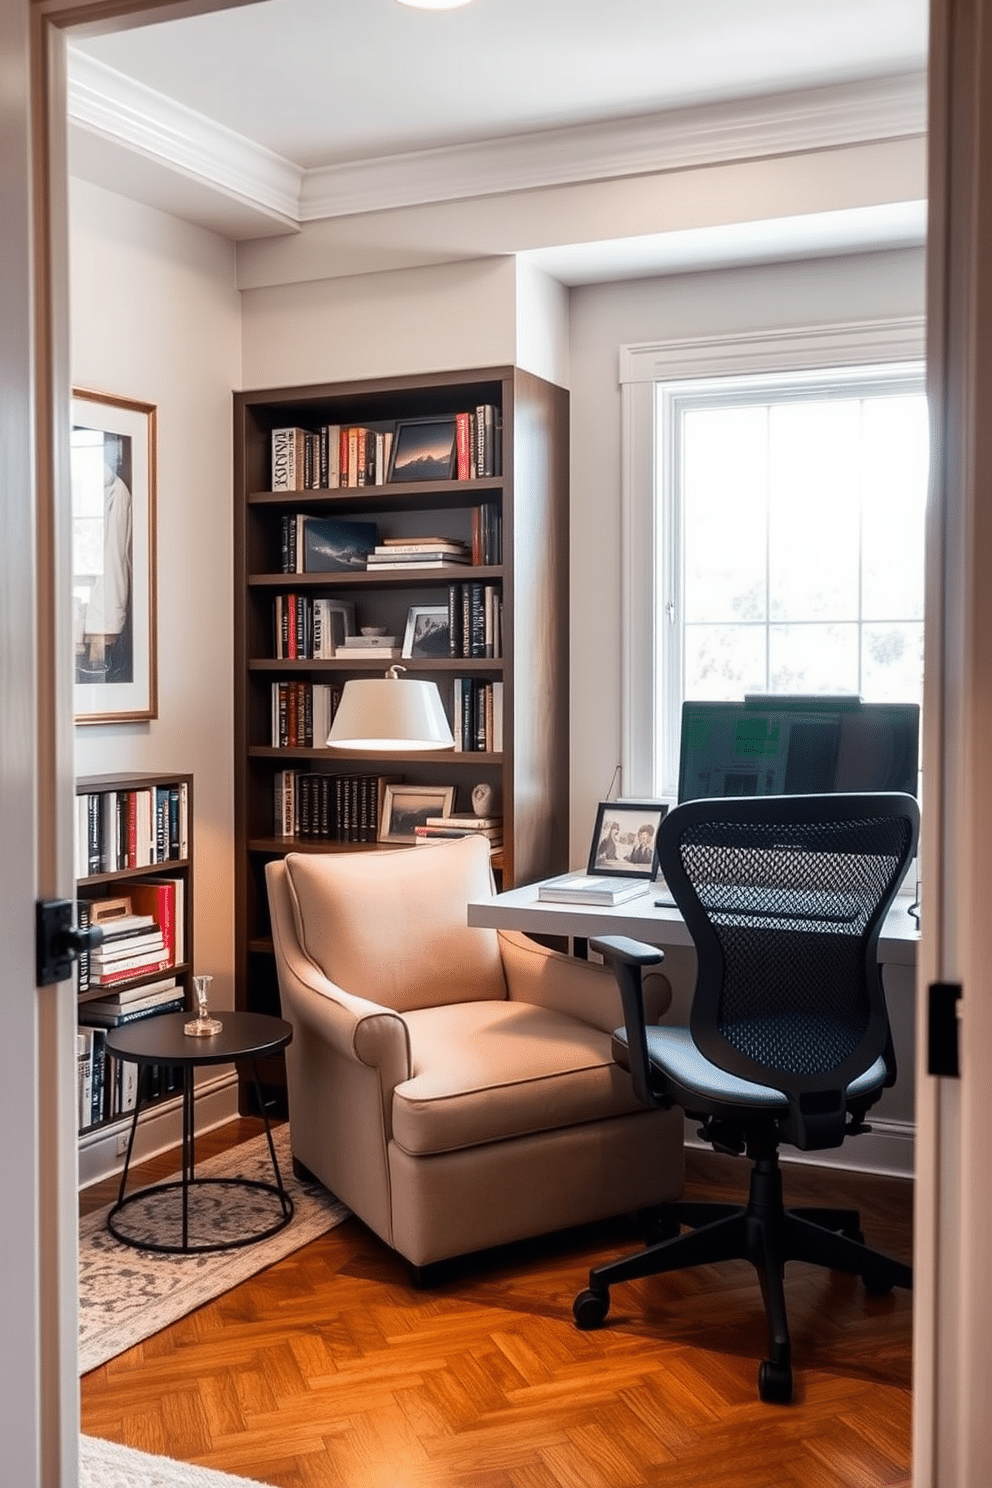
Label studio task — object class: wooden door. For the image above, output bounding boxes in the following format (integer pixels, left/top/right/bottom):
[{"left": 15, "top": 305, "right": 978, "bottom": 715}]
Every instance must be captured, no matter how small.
[{"left": 916, "top": 0, "right": 992, "bottom": 1482}]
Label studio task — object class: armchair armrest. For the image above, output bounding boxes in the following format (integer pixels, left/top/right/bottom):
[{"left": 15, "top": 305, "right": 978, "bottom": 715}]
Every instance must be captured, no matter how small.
[{"left": 499, "top": 928, "right": 672, "bottom": 1034}]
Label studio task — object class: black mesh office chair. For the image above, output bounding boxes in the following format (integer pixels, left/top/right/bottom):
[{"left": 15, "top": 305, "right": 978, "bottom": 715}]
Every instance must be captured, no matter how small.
[{"left": 573, "top": 791, "right": 919, "bottom": 1404}]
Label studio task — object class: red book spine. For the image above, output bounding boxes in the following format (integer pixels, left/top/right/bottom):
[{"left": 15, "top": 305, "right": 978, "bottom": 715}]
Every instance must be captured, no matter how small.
[{"left": 128, "top": 882, "right": 176, "bottom": 962}]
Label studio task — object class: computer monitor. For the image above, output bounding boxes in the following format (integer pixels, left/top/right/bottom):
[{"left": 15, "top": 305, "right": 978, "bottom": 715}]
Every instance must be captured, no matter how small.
[{"left": 676, "top": 696, "right": 920, "bottom": 804}]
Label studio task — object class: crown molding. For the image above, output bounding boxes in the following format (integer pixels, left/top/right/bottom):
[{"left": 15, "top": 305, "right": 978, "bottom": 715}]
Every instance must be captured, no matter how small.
[
  {"left": 619, "top": 315, "right": 927, "bottom": 384},
  {"left": 67, "top": 49, "right": 302, "bottom": 228},
  {"left": 302, "top": 70, "right": 927, "bottom": 221},
  {"left": 67, "top": 52, "right": 927, "bottom": 236}
]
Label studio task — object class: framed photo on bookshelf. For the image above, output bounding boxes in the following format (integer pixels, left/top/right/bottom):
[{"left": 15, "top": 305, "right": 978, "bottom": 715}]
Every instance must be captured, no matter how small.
[
  {"left": 402, "top": 604, "right": 450, "bottom": 659},
  {"left": 387, "top": 416, "right": 457, "bottom": 483},
  {"left": 379, "top": 783, "right": 455, "bottom": 844},
  {"left": 71, "top": 389, "right": 157, "bottom": 724},
  {"left": 587, "top": 800, "right": 669, "bottom": 878}
]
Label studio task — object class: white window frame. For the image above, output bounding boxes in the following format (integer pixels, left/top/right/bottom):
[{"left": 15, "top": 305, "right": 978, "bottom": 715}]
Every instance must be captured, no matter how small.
[{"left": 619, "top": 317, "right": 927, "bottom": 802}]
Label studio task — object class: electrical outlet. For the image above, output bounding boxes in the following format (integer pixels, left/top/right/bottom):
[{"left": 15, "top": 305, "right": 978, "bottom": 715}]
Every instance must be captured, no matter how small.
[{"left": 116, "top": 1131, "right": 129, "bottom": 1156}]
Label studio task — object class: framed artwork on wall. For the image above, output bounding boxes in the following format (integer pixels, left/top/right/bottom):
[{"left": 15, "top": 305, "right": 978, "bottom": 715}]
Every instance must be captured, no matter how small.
[{"left": 71, "top": 389, "right": 157, "bottom": 724}]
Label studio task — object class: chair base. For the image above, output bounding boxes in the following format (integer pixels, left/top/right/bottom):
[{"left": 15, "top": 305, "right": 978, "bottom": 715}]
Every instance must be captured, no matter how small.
[{"left": 573, "top": 1148, "right": 911, "bottom": 1404}]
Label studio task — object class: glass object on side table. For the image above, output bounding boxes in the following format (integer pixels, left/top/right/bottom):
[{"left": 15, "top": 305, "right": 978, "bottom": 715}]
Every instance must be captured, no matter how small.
[{"left": 184, "top": 974, "right": 223, "bottom": 1036}]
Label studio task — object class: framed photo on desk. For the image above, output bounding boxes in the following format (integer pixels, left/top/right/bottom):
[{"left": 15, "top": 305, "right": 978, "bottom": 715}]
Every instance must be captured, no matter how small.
[{"left": 587, "top": 800, "right": 668, "bottom": 878}]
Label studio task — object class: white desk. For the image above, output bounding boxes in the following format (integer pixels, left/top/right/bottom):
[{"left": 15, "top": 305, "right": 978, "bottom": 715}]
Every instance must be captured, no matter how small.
[{"left": 468, "top": 882, "right": 920, "bottom": 969}]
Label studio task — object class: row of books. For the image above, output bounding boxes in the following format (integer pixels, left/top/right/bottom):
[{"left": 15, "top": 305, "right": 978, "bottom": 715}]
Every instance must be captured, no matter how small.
[
  {"left": 77, "top": 980, "right": 185, "bottom": 1132},
  {"left": 273, "top": 596, "right": 355, "bottom": 660},
  {"left": 274, "top": 771, "right": 391, "bottom": 840},
  {"left": 271, "top": 682, "right": 341, "bottom": 748},
  {"left": 272, "top": 424, "right": 394, "bottom": 492},
  {"left": 75, "top": 781, "right": 189, "bottom": 880},
  {"left": 270, "top": 405, "right": 501, "bottom": 492},
  {"left": 446, "top": 581, "right": 502, "bottom": 659},
  {"left": 452, "top": 678, "right": 503, "bottom": 753},
  {"left": 77, "top": 883, "right": 184, "bottom": 993}
]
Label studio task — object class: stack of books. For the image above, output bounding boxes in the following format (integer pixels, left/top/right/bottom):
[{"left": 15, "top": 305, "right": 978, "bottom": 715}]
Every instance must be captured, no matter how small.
[
  {"left": 366, "top": 537, "right": 471, "bottom": 572},
  {"left": 337, "top": 634, "right": 402, "bottom": 661},
  {"left": 86, "top": 900, "right": 173, "bottom": 986},
  {"left": 536, "top": 873, "right": 651, "bottom": 906},
  {"left": 414, "top": 814, "right": 503, "bottom": 853},
  {"left": 79, "top": 976, "right": 183, "bottom": 1026}
]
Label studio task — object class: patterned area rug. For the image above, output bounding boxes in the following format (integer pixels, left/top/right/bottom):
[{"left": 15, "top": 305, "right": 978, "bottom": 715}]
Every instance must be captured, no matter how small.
[
  {"left": 80, "top": 1434, "right": 275, "bottom": 1488},
  {"left": 79, "top": 1126, "right": 349, "bottom": 1373}
]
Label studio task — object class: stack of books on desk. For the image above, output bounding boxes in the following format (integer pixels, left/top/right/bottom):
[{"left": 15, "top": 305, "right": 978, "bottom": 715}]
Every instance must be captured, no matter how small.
[{"left": 537, "top": 873, "right": 651, "bottom": 906}]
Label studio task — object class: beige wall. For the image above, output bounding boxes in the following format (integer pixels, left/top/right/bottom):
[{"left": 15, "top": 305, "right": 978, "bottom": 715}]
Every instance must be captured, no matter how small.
[
  {"left": 240, "top": 256, "right": 519, "bottom": 390},
  {"left": 70, "top": 179, "right": 242, "bottom": 1013}
]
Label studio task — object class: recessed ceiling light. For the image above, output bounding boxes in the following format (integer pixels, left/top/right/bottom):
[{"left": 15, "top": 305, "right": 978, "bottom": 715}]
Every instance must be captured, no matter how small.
[{"left": 395, "top": 0, "right": 475, "bottom": 9}]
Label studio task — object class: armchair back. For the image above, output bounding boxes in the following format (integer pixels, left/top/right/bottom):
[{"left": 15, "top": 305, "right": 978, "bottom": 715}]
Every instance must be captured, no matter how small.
[{"left": 282, "top": 834, "right": 507, "bottom": 1012}]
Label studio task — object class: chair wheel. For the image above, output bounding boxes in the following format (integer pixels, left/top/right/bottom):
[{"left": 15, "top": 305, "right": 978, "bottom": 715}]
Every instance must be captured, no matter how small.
[
  {"left": 864, "top": 1274, "right": 894, "bottom": 1297},
  {"left": 573, "top": 1288, "right": 610, "bottom": 1329},
  {"left": 758, "top": 1359, "right": 793, "bottom": 1404}
]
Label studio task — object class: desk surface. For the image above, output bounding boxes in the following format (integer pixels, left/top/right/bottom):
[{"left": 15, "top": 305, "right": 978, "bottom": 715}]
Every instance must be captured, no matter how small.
[{"left": 468, "top": 882, "right": 920, "bottom": 967}]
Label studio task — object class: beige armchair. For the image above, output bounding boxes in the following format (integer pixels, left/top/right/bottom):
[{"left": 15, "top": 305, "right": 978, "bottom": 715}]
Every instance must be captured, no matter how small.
[{"left": 266, "top": 834, "right": 685, "bottom": 1270}]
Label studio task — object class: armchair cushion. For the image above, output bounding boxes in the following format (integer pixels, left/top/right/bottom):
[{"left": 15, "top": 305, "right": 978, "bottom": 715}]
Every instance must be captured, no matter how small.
[
  {"left": 282, "top": 834, "right": 507, "bottom": 1012},
  {"left": 393, "top": 999, "right": 645, "bottom": 1156}
]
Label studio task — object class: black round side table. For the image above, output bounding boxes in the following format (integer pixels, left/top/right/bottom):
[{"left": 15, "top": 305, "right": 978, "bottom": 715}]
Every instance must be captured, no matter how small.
[{"left": 104, "top": 1009, "right": 293, "bottom": 1255}]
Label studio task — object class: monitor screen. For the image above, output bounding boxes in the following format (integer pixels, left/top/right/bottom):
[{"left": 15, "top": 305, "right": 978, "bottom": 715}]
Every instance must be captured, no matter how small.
[{"left": 676, "top": 697, "right": 920, "bottom": 803}]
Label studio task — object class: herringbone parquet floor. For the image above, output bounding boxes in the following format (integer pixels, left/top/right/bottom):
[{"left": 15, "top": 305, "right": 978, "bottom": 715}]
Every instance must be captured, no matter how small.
[{"left": 80, "top": 1120, "right": 913, "bottom": 1487}]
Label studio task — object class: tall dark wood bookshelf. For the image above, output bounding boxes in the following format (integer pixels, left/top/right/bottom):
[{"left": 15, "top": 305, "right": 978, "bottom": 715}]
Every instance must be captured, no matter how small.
[{"left": 233, "top": 366, "right": 570, "bottom": 1112}]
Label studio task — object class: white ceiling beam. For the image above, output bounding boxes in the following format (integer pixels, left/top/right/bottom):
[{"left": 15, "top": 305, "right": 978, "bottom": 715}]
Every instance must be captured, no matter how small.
[{"left": 67, "top": 50, "right": 926, "bottom": 237}]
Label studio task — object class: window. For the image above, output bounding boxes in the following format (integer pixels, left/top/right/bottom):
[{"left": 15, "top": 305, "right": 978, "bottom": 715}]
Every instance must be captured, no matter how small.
[{"left": 619, "top": 321, "right": 928, "bottom": 800}]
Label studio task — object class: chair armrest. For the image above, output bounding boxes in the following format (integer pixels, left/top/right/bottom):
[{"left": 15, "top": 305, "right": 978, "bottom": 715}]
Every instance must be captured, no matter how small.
[
  {"left": 499, "top": 928, "right": 672, "bottom": 1034},
  {"left": 589, "top": 935, "right": 666, "bottom": 1109}
]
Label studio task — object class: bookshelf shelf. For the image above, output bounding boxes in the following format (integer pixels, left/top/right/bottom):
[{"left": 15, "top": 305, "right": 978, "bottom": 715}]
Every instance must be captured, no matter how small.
[
  {"left": 234, "top": 366, "right": 569, "bottom": 1114},
  {"left": 75, "top": 770, "right": 194, "bottom": 1145},
  {"left": 248, "top": 565, "right": 503, "bottom": 589}
]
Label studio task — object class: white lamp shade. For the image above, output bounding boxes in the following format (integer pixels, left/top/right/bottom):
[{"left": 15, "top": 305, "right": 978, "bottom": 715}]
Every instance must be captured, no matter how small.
[{"left": 327, "top": 674, "right": 454, "bottom": 750}]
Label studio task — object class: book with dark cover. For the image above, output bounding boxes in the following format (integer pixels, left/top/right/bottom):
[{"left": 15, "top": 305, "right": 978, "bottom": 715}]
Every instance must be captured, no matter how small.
[
  {"left": 447, "top": 584, "right": 462, "bottom": 656},
  {"left": 76, "top": 899, "right": 91, "bottom": 994},
  {"left": 79, "top": 996, "right": 184, "bottom": 1027},
  {"left": 302, "top": 516, "right": 378, "bottom": 573}
]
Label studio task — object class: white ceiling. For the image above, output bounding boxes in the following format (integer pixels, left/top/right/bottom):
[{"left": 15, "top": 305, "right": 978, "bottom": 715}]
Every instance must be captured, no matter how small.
[{"left": 67, "top": 0, "right": 930, "bottom": 277}]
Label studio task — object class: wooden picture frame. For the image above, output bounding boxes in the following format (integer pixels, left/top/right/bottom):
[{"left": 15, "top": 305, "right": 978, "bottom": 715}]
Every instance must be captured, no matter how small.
[
  {"left": 587, "top": 800, "right": 669, "bottom": 878},
  {"left": 387, "top": 416, "right": 457, "bottom": 483},
  {"left": 379, "top": 782, "right": 455, "bottom": 843},
  {"left": 72, "top": 389, "right": 157, "bottom": 724},
  {"left": 402, "top": 604, "right": 450, "bottom": 659}
]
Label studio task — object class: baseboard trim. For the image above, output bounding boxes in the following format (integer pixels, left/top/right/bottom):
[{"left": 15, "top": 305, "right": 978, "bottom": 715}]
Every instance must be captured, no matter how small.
[
  {"left": 77, "top": 1070, "right": 240, "bottom": 1189},
  {"left": 684, "top": 1115, "right": 915, "bottom": 1179}
]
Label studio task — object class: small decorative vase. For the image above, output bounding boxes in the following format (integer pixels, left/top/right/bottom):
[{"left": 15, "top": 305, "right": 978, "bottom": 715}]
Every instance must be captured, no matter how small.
[
  {"left": 184, "top": 974, "right": 223, "bottom": 1036},
  {"left": 471, "top": 782, "right": 495, "bottom": 818}
]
